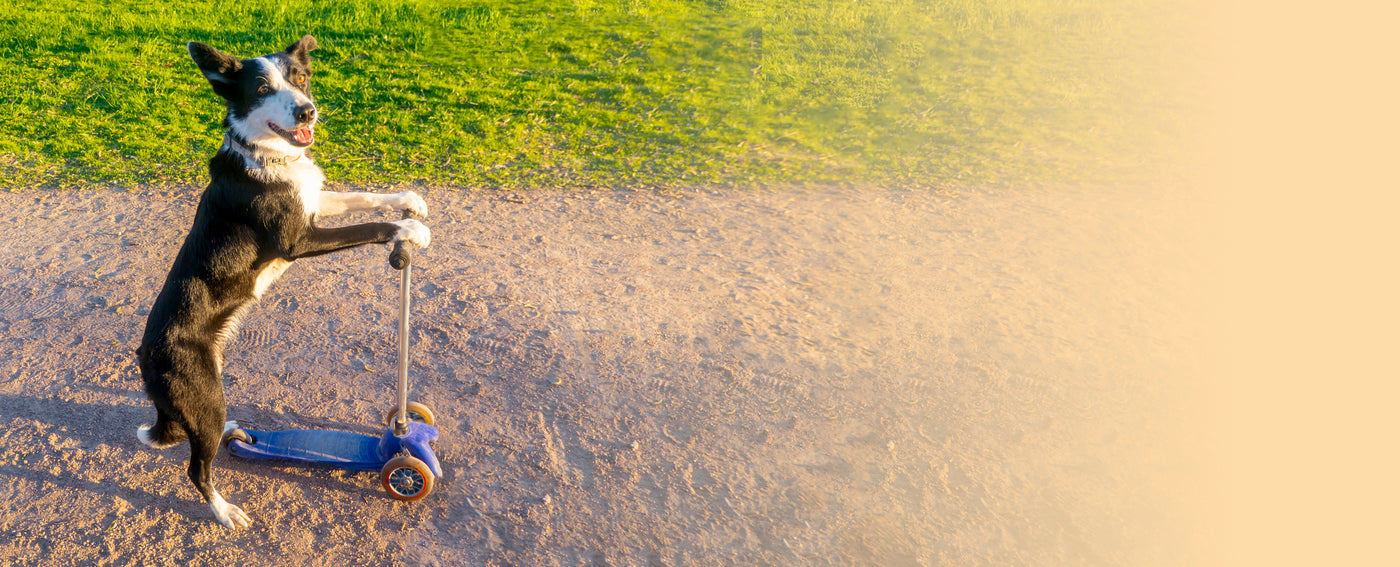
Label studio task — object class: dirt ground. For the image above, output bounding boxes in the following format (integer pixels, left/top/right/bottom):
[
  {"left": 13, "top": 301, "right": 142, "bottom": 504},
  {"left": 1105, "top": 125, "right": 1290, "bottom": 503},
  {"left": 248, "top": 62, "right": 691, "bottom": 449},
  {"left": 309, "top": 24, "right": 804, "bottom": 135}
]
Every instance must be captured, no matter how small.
[{"left": 0, "top": 184, "right": 1211, "bottom": 566}]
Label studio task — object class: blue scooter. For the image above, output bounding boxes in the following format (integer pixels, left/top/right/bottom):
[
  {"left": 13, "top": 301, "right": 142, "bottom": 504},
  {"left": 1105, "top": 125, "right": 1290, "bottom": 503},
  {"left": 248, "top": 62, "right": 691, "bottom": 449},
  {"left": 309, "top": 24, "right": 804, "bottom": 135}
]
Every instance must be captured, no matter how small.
[{"left": 222, "top": 215, "right": 442, "bottom": 501}]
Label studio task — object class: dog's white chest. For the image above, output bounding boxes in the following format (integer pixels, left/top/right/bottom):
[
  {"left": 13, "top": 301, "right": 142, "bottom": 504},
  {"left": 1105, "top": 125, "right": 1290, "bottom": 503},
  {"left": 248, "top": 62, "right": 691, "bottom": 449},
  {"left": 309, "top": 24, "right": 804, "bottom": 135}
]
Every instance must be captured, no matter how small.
[
  {"left": 287, "top": 160, "right": 326, "bottom": 218},
  {"left": 252, "top": 157, "right": 325, "bottom": 218}
]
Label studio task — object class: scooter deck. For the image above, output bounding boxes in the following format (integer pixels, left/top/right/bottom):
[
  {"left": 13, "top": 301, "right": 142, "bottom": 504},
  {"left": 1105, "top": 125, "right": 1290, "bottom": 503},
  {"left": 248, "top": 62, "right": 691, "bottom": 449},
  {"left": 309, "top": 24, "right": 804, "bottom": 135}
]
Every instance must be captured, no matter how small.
[
  {"left": 228, "top": 428, "right": 386, "bottom": 471},
  {"left": 227, "top": 422, "right": 443, "bottom": 476}
]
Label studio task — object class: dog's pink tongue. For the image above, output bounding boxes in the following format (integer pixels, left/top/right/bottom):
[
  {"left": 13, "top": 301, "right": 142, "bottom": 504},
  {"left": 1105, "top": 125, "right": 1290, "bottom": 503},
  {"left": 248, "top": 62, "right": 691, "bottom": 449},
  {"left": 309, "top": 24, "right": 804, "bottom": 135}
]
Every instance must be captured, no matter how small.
[{"left": 295, "top": 128, "right": 313, "bottom": 144}]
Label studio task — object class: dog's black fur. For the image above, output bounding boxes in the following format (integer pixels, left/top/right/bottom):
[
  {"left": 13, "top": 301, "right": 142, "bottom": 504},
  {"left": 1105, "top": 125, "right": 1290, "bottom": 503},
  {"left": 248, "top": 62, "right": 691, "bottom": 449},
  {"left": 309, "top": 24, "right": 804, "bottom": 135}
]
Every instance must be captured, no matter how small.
[{"left": 137, "top": 35, "right": 428, "bottom": 528}]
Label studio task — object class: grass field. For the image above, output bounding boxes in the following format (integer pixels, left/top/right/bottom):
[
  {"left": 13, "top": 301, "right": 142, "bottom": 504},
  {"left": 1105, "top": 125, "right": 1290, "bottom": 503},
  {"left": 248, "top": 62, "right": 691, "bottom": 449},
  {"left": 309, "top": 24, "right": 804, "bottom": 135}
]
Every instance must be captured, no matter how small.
[{"left": 0, "top": 0, "right": 1198, "bottom": 190}]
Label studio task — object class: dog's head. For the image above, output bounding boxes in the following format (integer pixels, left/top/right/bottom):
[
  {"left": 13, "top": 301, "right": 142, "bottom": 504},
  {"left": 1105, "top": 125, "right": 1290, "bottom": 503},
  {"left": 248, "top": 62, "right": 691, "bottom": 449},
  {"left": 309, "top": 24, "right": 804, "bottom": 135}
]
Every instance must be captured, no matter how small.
[{"left": 188, "top": 36, "right": 319, "bottom": 154}]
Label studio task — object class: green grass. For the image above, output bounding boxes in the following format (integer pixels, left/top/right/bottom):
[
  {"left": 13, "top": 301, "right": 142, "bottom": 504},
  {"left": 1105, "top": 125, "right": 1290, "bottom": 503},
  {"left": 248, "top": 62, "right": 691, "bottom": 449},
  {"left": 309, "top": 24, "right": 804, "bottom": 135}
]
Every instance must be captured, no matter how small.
[{"left": 0, "top": 0, "right": 1198, "bottom": 190}]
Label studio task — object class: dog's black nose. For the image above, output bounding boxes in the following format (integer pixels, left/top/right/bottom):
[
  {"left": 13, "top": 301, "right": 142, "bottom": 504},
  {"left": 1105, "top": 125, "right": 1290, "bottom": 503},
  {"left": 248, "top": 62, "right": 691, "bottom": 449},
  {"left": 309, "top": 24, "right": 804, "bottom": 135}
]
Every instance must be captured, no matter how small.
[{"left": 294, "top": 104, "right": 316, "bottom": 124}]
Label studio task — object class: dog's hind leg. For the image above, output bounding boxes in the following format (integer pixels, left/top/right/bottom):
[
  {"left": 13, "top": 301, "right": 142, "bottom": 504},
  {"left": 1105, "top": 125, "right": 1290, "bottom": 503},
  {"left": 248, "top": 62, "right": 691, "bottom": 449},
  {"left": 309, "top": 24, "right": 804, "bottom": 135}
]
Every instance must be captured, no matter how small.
[
  {"left": 165, "top": 350, "right": 251, "bottom": 528},
  {"left": 136, "top": 411, "right": 187, "bottom": 449},
  {"left": 187, "top": 408, "right": 251, "bottom": 528}
]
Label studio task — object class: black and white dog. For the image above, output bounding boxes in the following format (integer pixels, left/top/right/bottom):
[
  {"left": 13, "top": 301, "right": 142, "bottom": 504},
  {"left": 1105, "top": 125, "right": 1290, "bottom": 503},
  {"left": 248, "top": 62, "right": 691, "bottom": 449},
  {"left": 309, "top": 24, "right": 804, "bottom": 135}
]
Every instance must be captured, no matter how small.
[{"left": 136, "top": 35, "right": 430, "bottom": 528}]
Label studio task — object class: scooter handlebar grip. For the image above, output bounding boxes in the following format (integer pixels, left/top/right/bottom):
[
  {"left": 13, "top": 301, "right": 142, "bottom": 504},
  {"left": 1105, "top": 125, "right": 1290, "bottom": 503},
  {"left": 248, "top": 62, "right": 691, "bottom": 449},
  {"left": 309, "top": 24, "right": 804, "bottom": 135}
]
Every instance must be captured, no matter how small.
[
  {"left": 390, "top": 210, "right": 415, "bottom": 270},
  {"left": 390, "top": 242, "right": 412, "bottom": 270}
]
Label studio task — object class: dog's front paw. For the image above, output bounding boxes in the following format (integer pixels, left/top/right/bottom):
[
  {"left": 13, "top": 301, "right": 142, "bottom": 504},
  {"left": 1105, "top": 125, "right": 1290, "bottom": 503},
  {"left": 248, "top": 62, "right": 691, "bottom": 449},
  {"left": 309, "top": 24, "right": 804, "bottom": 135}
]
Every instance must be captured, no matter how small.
[
  {"left": 392, "top": 219, "right": 431, "bottom": 249},
  {"left": 395, "top": 191, "right": 428, "bottom": 218}
]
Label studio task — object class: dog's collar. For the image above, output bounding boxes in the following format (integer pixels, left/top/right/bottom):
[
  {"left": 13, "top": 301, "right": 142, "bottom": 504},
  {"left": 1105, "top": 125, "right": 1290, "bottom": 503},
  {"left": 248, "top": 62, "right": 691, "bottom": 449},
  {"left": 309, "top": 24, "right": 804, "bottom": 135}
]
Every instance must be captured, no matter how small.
[{"left": 222, "top": 133, "right": 305, "bottom": 168}]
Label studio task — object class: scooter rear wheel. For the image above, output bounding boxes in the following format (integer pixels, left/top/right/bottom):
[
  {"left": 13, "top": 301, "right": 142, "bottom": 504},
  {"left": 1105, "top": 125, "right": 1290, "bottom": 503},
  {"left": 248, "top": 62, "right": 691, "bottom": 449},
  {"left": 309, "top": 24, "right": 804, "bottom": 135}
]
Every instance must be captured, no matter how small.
[
  {"left": 221, "top": 427, "right": 254, "bottom": 449},
  {"left": 384, "top": 401, "right": 436, "bottom": 427},
  {"left": 381, "top": 455, "right": 434, "bottom": 501}
]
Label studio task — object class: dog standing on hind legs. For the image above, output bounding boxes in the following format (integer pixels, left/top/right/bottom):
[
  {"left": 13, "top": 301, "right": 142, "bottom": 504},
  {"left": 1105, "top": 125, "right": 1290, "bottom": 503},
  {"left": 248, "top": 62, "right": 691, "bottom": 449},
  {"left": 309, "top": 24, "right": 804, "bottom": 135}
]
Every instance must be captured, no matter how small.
[{"left": 136, "top": 35, "right": 431, "bottom": 528}]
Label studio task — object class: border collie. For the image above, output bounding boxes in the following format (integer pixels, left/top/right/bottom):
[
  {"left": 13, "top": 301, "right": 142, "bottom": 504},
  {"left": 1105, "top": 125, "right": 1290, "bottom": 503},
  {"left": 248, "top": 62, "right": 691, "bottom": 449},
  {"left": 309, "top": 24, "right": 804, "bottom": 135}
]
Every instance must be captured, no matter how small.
[{"left": 136, "top": 35, "right": 430, "bottom": 528}]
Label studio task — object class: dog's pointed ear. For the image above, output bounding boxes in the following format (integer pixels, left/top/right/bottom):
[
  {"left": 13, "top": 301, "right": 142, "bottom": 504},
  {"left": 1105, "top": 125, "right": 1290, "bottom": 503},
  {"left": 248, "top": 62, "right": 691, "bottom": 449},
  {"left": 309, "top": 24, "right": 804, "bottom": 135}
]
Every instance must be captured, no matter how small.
[
  {"left": 187, "top": 41, "right": 242, "bottom": 83},
  {"left": 285, "top": 35, "right": 318, "bottom": 66}
]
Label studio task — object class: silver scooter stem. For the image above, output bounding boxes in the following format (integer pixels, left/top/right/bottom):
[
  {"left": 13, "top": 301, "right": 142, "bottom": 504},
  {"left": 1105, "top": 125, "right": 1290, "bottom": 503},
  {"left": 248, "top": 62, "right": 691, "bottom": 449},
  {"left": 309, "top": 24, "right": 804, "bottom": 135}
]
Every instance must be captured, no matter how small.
[
  {"left": 395, "top": 255, "right": 411, "bottom": 435},
  {"left": 389, "top": 211, "right": 416, "bottom": 436}
]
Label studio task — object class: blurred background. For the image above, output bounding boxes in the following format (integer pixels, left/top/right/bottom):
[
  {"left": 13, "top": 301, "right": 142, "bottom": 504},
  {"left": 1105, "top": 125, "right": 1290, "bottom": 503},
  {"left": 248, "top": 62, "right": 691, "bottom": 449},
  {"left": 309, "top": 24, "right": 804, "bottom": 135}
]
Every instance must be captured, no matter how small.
[{"left": 0, "top": 0, "right": 1203, "bottom": 190}]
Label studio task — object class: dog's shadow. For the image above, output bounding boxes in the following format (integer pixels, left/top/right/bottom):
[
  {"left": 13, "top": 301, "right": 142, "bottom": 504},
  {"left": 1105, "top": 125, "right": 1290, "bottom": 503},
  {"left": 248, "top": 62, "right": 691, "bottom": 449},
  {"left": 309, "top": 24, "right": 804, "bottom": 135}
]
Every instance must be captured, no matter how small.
[
  {"left": 0, "top": 389, "right": 204, "bottom": 520},
  {"left": 0, "top": 386, "right": 399, "bottom": 521}
]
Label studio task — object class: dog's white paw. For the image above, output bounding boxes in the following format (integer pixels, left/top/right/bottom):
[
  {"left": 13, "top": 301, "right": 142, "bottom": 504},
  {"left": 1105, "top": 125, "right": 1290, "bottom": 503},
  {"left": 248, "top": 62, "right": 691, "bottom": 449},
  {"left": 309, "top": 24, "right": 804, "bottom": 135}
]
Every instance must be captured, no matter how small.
[
  {"left": 395, "top": 191, "right": 428, "bottom": 218},
  {"left": 392, "top": 219, "right": 431, "bottom": 249},
  {"left": 210, "top": 491, "right": 251, "bottom": 529}
]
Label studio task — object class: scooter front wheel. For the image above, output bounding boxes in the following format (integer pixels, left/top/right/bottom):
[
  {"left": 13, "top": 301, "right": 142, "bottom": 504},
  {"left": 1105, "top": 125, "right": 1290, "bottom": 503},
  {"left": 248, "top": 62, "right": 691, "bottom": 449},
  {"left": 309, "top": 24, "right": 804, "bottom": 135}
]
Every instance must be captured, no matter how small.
[
  {"left": 384, "top": 401, "right": 437, "bottom": 427},
  {"left": 381, "top": 455, "right": 435, "bottom": 501}
]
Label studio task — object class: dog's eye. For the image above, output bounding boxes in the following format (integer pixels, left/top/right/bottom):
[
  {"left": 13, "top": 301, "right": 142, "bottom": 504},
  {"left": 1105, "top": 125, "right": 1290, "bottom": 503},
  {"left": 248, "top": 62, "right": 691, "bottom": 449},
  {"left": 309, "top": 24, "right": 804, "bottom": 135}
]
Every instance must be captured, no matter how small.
[
  {"left": 257, "top": 85, "right": 271, "bottom": 95},
  {"left": 296, "top": 75, "right": 306, "bottom": 85}
]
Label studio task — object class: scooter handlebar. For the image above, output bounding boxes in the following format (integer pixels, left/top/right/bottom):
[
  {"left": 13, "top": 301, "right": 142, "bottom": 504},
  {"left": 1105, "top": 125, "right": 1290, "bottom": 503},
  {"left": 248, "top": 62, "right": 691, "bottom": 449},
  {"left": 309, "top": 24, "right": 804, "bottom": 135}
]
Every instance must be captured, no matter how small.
[{"left": 390, "top": 210, "right": 415, "bottom": 270}]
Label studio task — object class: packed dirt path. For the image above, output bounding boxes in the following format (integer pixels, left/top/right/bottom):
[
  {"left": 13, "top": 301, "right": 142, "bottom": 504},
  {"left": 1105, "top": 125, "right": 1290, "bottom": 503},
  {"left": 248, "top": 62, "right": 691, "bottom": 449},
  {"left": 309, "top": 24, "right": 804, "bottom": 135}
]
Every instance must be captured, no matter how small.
[{"left": 0, "top": 185, "right": 1209, "bottom": 566}]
